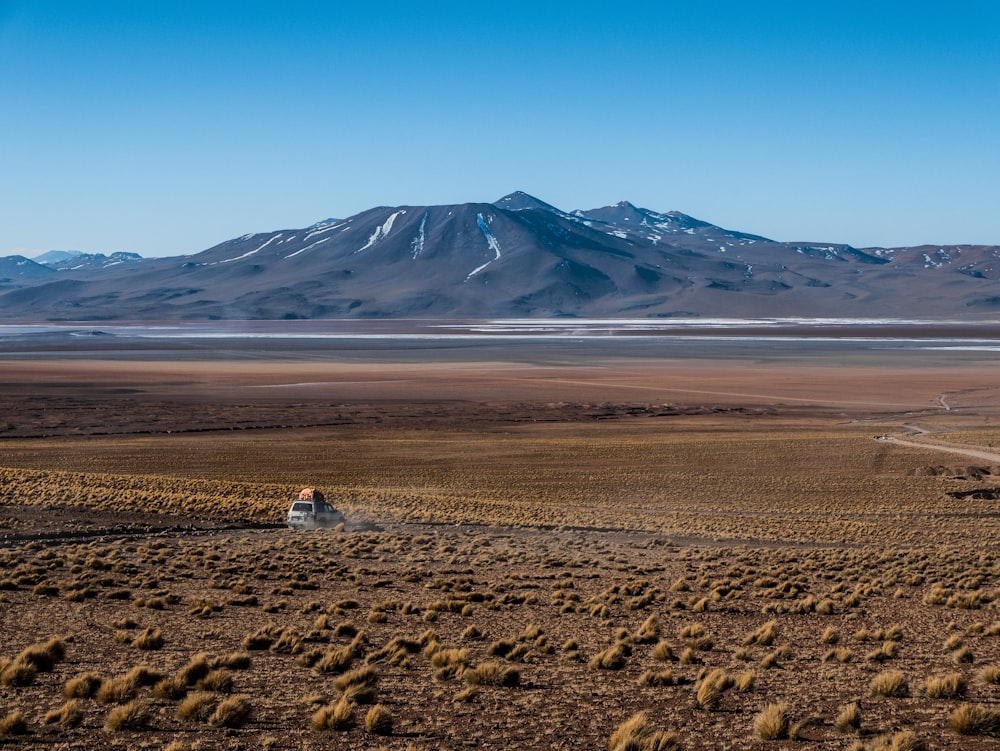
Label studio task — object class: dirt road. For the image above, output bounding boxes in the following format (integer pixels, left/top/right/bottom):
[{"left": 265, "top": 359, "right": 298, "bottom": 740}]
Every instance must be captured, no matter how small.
[{"left": 881, "top": 429, "right": 1000, "bottom": 464}]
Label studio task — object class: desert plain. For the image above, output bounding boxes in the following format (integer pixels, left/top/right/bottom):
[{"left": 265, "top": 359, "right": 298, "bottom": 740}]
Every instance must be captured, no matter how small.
[{"left": 1, "top": 324, "right": 999, "bottom": 750}]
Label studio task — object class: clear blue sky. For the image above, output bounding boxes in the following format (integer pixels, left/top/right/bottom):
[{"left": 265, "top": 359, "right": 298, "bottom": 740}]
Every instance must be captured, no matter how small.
[{"left": 2, "top": 1, "right": 998, "bottom": 257}]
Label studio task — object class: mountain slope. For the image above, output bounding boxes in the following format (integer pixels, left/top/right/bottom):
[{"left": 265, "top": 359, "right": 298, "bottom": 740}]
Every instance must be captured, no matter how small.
[{"left": 1, "top": 193, "right": 997, "bottom": 320}]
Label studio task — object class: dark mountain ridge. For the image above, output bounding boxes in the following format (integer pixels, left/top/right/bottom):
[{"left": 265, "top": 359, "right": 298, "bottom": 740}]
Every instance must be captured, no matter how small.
[{"left": 2, "top": 192, "right": 997, "bottom": 320}]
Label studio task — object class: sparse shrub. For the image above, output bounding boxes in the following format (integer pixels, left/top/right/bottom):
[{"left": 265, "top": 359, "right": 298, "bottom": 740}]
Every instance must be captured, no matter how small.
[
  {"left": 65, "top": 671, "right": 103, "bottom": 698},
  {"left": 195, "top": 668, "right": 233, "bottom": 693},
  {"left": 176, "top": 691, "right": 218, "bottom": 723},
  {"left": 651, "top": 640, "right": 674, "bottom": 662},
  {"left": 16, "top": 636, "right": 66, "bottom": 671},
  {"left": 952, "top": 646, "right": 974, "bottom": 664},
  {"left": 208, "top": 694, "right": 251, "bottom": 727},
  {"left": 589, "top": 643, "right": 629, "bottom": 670},
  {"left": 734, "top": 671, "right": 755, "bottom": 692},
  {"left": 242, "top": 623, "right": 281, "bottom": 650},
  {"left": 104, "top": 699, "right": 150, "bottom": 731},
  {"left": 333, "top": 665, "right": 378, "bottom": 693},
  {"left": 464, "top": 661, "right": 520, "bottom": 687},
  {"left": 124, "top": 664, "right": 163, "bottom": 687},
  {"left": 312, "top": 698, "right": 354, "bottom": 731},
  {"left": 153, "top": 676, "right": 188, "bottom": 700},
  {"left": 488, "top": 638, "right": 515, "bottom": 658},
  {"left": 461, "top": 625, "right": 484, "bottom": 641},
  {"left": 0, "top": 660, "right": 37, "bottom": 687},
  {"left": 753, "top": 702, "right": 792, "bottom": 740},
  {"left": 760, "top": 645, "right": 791, "bottom": 669},
  {"left": 866, "top": 640, "right": 900, "bottom": 662},
  {"left": 678, "top": 647, "right": 699, "bottom": 665},
  {"left": 695, "top": 668, "right": 733, "bottom": 710},
  {"left": 744, "top": 620, "right": 778, "bottom": 646},
  {"left": 608, "top": 711, "right": 680, "bottom": 751},
  {"left": 869, "top": 730, "right": 927, "bottom": 751},
  {"left": 919, "top": 672, "right": 966, "bottom": 698},
  {"left": 43, "top": 699, "right": 83, "bottom": 729},
  {"left": 132, "top": 626, "right": 164, "bottom": 650},
  {"left": 366, "top": 636, "right": 421, "bottom": 666},
  {"left": 430, "top": 647, "right": 468, "bottom": 669},
  {"left": 822, "top": 647, "right": 853, "bottom": 663},
  {"left": 634, "top": 614, "right": 661, "bottom": 644},
  {"left": 834, "top": 701, "right": 861, "bottom": 734},
  {"left": 315, "top": 645, "right": 358, "bottom": 675},
  {"left": 950, "top": 703, "right": 1000, "bottom": 736},
  {"left": 0, "top": 710, "right": 27, "bottom": 736},
  {"left": 638, "top": 669, "right": 680, "bottom": 687},
  {"left": 364, "top": 703, "right": 393, "bottom": 735},
  {"left": 271, "top": 629, "right": 303, "bottom": 653},
  {"left": 97, "top": 674, "right": 138, "bottom": 704},
  {"left": 977, "top": 665, "right": 1000, "bottom": 685},
  {"left": 944, "top": 634, "right": 963, "bottom": 650},
  {"left": 177, "top": 652, "right": 212, "bottom": 685},
  {"left": 213, "top": 651, "right": 251, "bottom": 670},
  {"left": 870, "top": 670, "right": 909, "bottom": 698}
]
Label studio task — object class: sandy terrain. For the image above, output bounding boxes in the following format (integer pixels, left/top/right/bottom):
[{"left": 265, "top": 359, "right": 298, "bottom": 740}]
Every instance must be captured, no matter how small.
[{"left": 1, "top": 332, "right": 999, "bottom": 749}]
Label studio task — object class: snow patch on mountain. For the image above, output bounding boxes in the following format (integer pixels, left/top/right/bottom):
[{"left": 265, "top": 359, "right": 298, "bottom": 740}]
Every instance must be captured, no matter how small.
[
  {"left": 219, "top": 234, "right": 282, "bottom": 264},
  {"left": 411, "top": 211, "right": 428, "bottom": 259},
  {"left": 357, "top": 210, "right": 406, "bottom": 253},
  {"left": 467, "top": 213, "right": 502, "bottom": 279},
  {"left": 304, "top": 222, "right": 346, "bottom": 242}
]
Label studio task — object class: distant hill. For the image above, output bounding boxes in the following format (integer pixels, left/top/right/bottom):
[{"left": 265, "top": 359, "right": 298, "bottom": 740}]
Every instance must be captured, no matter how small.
[
  {"left": 33, "top": 250, "right": 146, "bottom": 272},
  {"left": 2, "top": 192, "right": 998, "bottom": 320}
]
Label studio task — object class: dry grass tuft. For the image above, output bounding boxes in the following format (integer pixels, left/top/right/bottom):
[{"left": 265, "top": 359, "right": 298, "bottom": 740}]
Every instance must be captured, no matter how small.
[
  {"left": 65, "top": 671, "right": 103, "bottom": 698},
  {"left": 212, "top": 651, "right": 251, "bottom": 670},
  {"left": 153, "top": 676, "right": 188, "bottom": 700},
  {"left": 195, "top": 668, "right": 233, "bottom": 693},
  {"left": 589, "top": 643, "right": 629, "bottom": 671},
  {"left": 919, "top": 673, "right": 966, "bottom": 699},
  {"left": 176, "top": 692, "right": 218, "bottom": 723},
  {"left": 103, "top": 699, "right": 150, "bottom": 731},
  {"left": 364, "top": 703, "right": 393, "bottom": 735},
  {"left": 97, "top": 674, "right": 138, "bottom": 704},
  {"left": 695, "top": 668, "right": 733, "bottom": 710},
  {"left": 43, "top": 699, "right": 84, "bottom": 729},
  {"left": 608, "top": 711, "right": 681, "bottom": 751},
  {"left": 0, "top": 660, "right": 36, "bottom": 687},
  {"left": 176, "top": 652, "right": 211, "bottom": 685},
  {"left": 131, "top": 626, "right": 164, "bottom": 650},
  {"left": 949, "top": 703, "right": 1000, "bottom": 737},
  {"left": 651, "top": 640, "right": 674, "bottom": 662},
  {"left": 0, "top": 711, "right": 28, "bottom": 736},
  {"left": 868, "top": 730, "right": 927, "bottom": 751},
  {"left": 124, "top": 664, "right": 163, "bottom": 687},
  {"left": 869, "top": 670, "right": 909, "bottom": 698},
  {"left": 208, "top": 694, "right": 252, "bottom": 728},
  {"left": 15, "top": 636, "right": 66, "bottom": 671},
  {"left": 633, "top": 614, "right": 661, "bottom": 644},
  {"left": 464, "top": 661, "right": 521, "bottom": 687},
  {"left": 753, "top": 703, "right": 792, "bottom": 740},
  {"left": 834, "top": 701, "right": 862, "bottom": 734},
  {"left": 312, "top": 698, "right": 355, "bottom": 731},
  {"left": 744, "top": 619, "right": 778, "bottom": 646},
  {"left": 334, "top": 664, "right": 379, "bottom": 702},
  {"left": 977, "top": 665, "right": 1000, "bottom": 685}
]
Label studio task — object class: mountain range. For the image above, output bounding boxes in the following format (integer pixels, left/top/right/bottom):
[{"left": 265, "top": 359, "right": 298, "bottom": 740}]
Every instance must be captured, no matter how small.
[{"left": 2, "top": 192, "right": 998, "bottom": 320}]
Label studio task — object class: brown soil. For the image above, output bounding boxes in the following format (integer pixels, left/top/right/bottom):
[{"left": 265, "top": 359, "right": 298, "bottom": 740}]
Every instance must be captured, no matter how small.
[{"left": 1, "top": 343, "right": 999, "bottom": 750}]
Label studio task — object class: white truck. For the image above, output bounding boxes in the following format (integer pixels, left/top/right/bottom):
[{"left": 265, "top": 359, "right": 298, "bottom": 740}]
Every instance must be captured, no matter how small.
[{"left": 286, "top": 488, "right": 345, "bottom": 529}]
